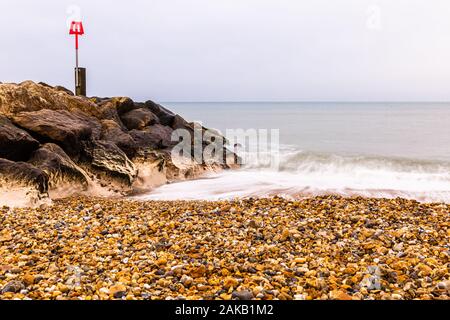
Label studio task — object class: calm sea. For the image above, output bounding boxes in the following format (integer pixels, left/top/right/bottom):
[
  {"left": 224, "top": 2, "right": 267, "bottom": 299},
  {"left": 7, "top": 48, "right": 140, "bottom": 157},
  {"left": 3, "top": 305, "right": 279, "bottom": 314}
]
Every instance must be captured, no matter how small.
[{"left": 137, "top": 102, "right": 450, "bottom": 203}]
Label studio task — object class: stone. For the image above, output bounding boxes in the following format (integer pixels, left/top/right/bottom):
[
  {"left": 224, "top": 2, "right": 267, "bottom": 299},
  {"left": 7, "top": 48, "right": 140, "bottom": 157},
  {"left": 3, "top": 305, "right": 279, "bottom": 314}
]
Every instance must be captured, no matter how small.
[
  {"left": 180, "top": 275, "right": 193, "bottom": 287},
  {"left": 22, "top": 274, "right": 35, "bottom": 286},
  {"left": 110, "top": 284, "right": 127, "bottom": 299},
  {"left": 359, "top": 275, "right": 382, "bottom": 291},
  {"left": 155, "top": 258, "right": 167, "bottom": 266},
  {"left": 87, "top": 140, "right": 137, "bottom": 184},
  {"left": 0, "top": 81, "right": 100, "bottom": 118},
  {"left": 53, "top": 85, "right": 74, "bottom": 96},
  {"left": 12, "top": 109, "right": 101, "bottom": 156},
  {"left": 0, "top": 115, "right": 40, "bottom": 161},
  {"left": 232, "top": 290, "right": 254, "bottom": 300},
  {"left": 120, "top": 108, "right": 159, "bottom": 130},
  {"left": 129, "top": 124, "right": 175, "bottom": 150},
  {"left": 29, "top": 143, "right": 90, "bottom": 188},
  {"left": 109, "top": 97, "right": 136, "bottom": 115},
  {"left": 100, "top": 120, "right": 137, "bottom": 158},
  {"left": 144, "top": 100, "right": 175, "bottom": 126},
  {"left": 330, "top": 290, "right": 353, "bottom": 300},
  {"left": 437, "top": 280, "right": 450, "bottom": 293},
  {"left": 1, "top": 281, "right": 25, "bottom": 294},
  {"left": 0, "top": 158, "right": 48, "bottom": 194},
  {"left": 223, "top": 277, "right": 239, "bottom": 289}
]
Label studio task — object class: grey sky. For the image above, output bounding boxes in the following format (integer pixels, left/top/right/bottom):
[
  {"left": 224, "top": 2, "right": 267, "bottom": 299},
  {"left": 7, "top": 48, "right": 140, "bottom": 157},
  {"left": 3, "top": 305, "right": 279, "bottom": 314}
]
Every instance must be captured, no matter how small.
[{"left": 1, "top": 0, "right": 450, "bottom": 101}]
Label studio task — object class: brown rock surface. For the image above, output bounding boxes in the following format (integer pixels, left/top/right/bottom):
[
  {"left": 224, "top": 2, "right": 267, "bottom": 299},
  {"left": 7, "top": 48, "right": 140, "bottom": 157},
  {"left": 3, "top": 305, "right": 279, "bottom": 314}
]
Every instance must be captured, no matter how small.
[
  {"left": 0, "top": 81, "right": 238, "bottom": 206},
  {"left": 0, "top": 115, "right": 39, "bottom": 161},
  {"left": 12, "top": 109, "right": 101, "bottom": 156},
  {"left": 120, "top": 108, "right": 159, "bottom": 130}
]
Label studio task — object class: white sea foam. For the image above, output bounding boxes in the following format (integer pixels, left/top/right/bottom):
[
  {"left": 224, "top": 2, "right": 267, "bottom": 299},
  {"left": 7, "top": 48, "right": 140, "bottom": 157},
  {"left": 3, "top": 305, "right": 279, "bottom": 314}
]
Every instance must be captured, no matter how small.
[
  {"left": 136, "top": 149, "right": 450, "bottom": 203},
  {"left": 136, "top": 102, "right": 450, "bottom": 203}
]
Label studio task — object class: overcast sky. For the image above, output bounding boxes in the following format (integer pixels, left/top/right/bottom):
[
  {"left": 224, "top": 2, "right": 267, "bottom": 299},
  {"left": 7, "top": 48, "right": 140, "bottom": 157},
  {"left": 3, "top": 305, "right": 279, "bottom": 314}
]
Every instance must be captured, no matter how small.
[{"left": 1, "top": 0, "right": 450, "bottom": 101}]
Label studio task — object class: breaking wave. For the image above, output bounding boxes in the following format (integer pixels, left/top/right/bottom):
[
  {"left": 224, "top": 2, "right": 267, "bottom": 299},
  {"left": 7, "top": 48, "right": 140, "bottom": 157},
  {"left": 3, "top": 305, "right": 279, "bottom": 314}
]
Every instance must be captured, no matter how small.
[{"left": 137, "top": 147, "right": 450, "bottom": 203}]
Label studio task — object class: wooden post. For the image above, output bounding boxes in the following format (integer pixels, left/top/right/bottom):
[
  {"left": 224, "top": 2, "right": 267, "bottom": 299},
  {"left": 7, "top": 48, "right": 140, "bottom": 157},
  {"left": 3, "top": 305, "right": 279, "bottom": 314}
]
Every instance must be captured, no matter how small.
[{"left": 75, "top": 67, "right": 86, "bottom": 96}]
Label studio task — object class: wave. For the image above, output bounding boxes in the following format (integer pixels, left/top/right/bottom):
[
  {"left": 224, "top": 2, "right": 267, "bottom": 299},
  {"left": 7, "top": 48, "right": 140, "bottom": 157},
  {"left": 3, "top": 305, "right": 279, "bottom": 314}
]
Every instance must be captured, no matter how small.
[{"left": 136, "top": 149, "right": 450, "bottom": 203}]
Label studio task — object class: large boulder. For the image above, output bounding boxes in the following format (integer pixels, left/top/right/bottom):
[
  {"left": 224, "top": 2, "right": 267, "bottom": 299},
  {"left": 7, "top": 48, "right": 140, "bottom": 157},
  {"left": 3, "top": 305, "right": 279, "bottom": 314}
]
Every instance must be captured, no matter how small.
[
  {"left": 171, "top": 114, "right": 194, "bottom": 131},
  {"left": 29, "top": 143, "right": 90, "bottom": 188},
  {"left": 0, "top": 158, "right": 48, "bottom": 194},
  {"left": 130, "top": 124, "right": 175, "bottom": 151},
  {"left": 100, "top": 120, "right": 137, "bottom": 158},
  {"left": 144, "top": 100, "right": 175, "bottom": 126},
  {"left": 87, "top": 140, "right": 137, "bottom": 184},
  {"left": 12, "top": 109, "right": 101, "bottom": 156},
  {"left": 120, "top": 108, "right": 159, "bottom": 130},
  {"left": 98, "top": 97, "right": 136, "bottom": 115},
  {"left": 0, "top": 81, "right": 101, "bottom": 118},
  {"left": 0, "top": 115, "right": 40, "bottom": 161}
]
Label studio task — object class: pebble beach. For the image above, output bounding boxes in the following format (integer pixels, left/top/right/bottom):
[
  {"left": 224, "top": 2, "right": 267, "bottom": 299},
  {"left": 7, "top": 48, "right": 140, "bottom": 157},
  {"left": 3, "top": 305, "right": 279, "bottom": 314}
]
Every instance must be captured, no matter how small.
[{"left": 0, "top": 196, "right": 449, "bottom": 300}]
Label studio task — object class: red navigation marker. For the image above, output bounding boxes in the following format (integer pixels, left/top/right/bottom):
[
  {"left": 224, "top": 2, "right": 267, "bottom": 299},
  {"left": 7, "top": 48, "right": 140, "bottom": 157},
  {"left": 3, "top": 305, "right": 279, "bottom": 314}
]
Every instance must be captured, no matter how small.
[
  {"left": 69, "top": 21, "right": 84, "bottom": 50},
  {"left": 69, "top": 21, "right": 86, "bottom": 96}
]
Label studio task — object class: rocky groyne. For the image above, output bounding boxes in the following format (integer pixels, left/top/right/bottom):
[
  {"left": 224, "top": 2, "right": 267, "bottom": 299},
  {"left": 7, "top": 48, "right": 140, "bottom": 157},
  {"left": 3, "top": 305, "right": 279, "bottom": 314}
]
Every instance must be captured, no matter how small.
[{"left": 0, "top": 81, "right": 238, "bottom": 207}]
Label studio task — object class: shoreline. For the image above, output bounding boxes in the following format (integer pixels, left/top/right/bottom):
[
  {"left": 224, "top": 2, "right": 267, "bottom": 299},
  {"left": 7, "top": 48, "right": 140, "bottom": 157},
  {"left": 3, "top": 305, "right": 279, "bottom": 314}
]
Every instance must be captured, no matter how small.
[{"left": 1, "top": 195, "right": 449, "bottom": 300}]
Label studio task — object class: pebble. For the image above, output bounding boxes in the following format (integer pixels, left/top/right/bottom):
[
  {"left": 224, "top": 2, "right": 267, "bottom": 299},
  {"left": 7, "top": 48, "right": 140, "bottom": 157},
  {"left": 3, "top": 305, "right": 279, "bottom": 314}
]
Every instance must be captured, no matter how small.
[
  {"left": 232, "top": 290, "right": 254, "bottom": 300},
  {"left": 109, "top": 285, "right": 127, "bottom": 299},
  {"left": 0, "top": 196, "right": 448, "bottom": 300},
  {"left": 1, "top": 281, "right": 25, "bottom": 294}
]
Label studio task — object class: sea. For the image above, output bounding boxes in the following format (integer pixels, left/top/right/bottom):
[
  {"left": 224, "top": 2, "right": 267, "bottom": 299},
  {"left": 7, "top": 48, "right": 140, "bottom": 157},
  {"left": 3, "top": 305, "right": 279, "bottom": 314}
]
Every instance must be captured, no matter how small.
[{"left": 136, "top": 102, "right": 450, "bottom": 203}]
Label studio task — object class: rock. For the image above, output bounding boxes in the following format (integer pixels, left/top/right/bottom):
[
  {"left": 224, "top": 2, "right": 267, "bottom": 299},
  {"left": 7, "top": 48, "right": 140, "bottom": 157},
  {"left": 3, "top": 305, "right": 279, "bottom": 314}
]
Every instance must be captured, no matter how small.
[
  {"left": 144, "top": 100, "right": 175, "bottom": 126},
  {"left": 330, "top": 290, "right": 353, "bottom": 300},
  {"left": 0, "top": 115, "right": 40, "bottom": 161},
  {"left": 0, "top": 158, "right": 48, "bottom": 193},
  {"left": 180, "top": 275, "right": 193, "bottom": 286},
  {"left": 12, "top": 109, "right": 101, "bottom": 156},
  {"left": 94, "top": 100, "right": 127, "bottom": 128},
  {"left": 22, "top": 274, "right": 36, "bottom": 286},
  {"left": 0, "top": 81, "right": 100, "bottom": 118},
  {"left": 155, "top": 258, "right": 167, "bottom": 266},
  {"left": 87, "top": 140, "right": 137, "bottom": 184},
  {"left": 108, "top": 97, "right": 136, "bottom": 115},
  {"left": 120, "top": 108, "right": 159, "bottom": 130},
  {"left": 100, "top": 120, "right": 137, "bottom": 158},
  {"left": 109, "top": 284, "right": 127, "bottom": 299},
  {"left": 278, "top": 292, "right": 293, "bottom": 300},
  {"left": 191, "top": 265, "right": 207, "bottom": 278},
  {"left": 280, "top": 229, "right": 291, "bottom": 242},
  {"left": 171, "top": 114, "right": 194, "bottom": 132},
  {"left": 0, "top": 81, "right": 238, "bottom": 207},
  {"left": 53, "top": 85, "right": 74, "bottom": 96},
  {"left": 1, "top": 280, "right": 25, "bottom": 294},
  {"left": 130, "top": 124, "right": 175, "bottom": 151},
  {"left": 223, "top": 277, "right": 239, "bottom": 289},
  {"left": 437, "top": 280, "right": 450, "bottom": 293},
  {"left": 232, "top": 290, "right": 254, "bottom": 300},
  {"left": 359, "top": 275, "right": 382, "bottom": 291},
  {"left": 29, "top": 143, "right": 90, "bottom": 188}
]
